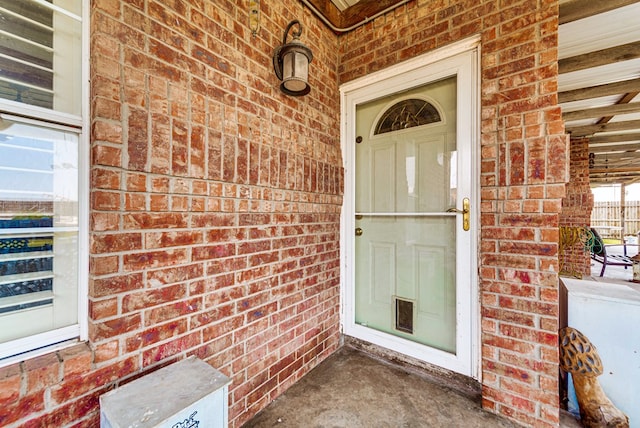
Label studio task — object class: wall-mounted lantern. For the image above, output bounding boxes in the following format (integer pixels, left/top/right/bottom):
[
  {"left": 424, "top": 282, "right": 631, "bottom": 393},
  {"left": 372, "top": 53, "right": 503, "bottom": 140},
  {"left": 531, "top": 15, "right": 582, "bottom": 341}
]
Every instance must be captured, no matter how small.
[{"left": 272, "top": 20, "right": 313, "bottom": 96}]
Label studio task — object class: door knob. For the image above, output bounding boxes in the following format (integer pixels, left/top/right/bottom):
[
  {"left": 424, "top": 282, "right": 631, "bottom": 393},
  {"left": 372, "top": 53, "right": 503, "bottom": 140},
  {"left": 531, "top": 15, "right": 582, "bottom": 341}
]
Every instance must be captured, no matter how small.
[{"left": 355, "top": 228, "right": 363, "bottom": 236}]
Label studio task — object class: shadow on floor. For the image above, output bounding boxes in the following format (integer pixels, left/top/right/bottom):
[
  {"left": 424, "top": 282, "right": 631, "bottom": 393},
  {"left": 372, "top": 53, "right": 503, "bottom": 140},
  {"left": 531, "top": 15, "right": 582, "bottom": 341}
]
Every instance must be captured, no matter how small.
[{"left": 244, "top": 346, "right": 580, "bottom": 427}]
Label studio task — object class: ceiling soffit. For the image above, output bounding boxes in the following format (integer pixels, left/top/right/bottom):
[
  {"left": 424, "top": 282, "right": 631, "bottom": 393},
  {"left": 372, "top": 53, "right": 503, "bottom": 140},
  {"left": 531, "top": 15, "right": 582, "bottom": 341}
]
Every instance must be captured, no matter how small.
[
  {"left": 309, "top": 0, "right": 406, "bottom": 29},
  {"left": 559, "top": 0, "right": 640, "bottom": 185}
]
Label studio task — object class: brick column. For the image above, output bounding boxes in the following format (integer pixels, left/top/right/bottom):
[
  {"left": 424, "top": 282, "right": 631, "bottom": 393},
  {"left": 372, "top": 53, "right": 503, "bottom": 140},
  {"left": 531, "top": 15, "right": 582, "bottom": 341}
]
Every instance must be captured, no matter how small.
[{"left": 559, "top": 137, "right": 594, "bottom": 277}]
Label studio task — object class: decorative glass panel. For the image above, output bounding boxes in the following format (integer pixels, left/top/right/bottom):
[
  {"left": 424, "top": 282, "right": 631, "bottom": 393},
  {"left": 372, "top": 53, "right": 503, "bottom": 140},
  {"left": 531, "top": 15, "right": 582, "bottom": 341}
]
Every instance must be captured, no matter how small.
[{"left": 374, "top": 98, "right": 441, "bottom": 135}]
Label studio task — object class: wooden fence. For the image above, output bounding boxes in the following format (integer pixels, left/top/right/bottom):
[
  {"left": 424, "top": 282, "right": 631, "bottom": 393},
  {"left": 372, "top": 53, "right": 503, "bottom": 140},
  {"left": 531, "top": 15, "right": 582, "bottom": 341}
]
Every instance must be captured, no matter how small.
[{"left": 591, "top": 201, "right": 640, "bottom": 239}]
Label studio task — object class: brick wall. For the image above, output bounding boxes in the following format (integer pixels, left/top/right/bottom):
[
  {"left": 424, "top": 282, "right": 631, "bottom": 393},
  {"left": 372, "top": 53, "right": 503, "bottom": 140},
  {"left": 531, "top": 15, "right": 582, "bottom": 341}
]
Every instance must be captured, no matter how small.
[
  {"left": 1, "top": 1, "right": 342, "bottom": 427},
  {"left": 559, "top": 137, "right": 593, "bottom": 277},
  {"left": 339, "top": 1, "right": 567, "bottom": 427},
  {"left": 1, "top": 1, "right": 570, "bottom": 427}
]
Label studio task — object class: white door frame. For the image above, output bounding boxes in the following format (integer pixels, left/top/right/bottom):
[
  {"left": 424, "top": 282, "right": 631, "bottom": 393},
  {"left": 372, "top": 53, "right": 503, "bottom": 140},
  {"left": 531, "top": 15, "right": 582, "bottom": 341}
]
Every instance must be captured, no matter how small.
[{"left": 339, "top": 36, "right": 481, "bottom": 379}]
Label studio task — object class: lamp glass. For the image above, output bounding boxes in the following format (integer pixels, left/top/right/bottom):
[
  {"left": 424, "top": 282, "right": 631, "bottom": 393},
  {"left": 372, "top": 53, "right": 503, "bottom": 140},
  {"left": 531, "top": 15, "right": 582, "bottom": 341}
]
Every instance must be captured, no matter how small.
[{"left": 282, "top": 51, "right": 309, "bottom": 93}]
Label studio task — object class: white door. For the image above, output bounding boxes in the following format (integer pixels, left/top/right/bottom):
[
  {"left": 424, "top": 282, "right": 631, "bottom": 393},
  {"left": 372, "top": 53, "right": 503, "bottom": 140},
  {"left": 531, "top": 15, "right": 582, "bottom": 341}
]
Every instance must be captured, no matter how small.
[{"left": 341, "top": 44, "right": 478, "bottom": 377}]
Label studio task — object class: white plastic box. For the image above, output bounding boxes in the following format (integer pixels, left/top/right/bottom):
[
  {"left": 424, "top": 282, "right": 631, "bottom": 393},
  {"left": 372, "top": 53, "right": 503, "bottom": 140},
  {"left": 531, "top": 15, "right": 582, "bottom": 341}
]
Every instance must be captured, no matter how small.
[
  {"left": 100, "top": 356, "right": 231, "bottom": 428},
  {"left": 563, "top": 277, "right": 640, "bottom": 427}
]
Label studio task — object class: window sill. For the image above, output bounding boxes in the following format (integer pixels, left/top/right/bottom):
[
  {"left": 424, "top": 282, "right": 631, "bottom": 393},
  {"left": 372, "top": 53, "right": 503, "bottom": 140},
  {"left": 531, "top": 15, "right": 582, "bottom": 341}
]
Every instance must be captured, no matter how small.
[{"left": 0, "top": 338, "right": 88, "bottom": 370}]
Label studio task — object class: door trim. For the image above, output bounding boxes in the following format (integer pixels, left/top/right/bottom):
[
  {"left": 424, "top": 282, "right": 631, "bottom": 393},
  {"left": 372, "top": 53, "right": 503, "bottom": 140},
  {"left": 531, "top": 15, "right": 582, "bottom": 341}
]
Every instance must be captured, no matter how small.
[{"left": 339, "top": 36, "right": 480, "bottom": 379}]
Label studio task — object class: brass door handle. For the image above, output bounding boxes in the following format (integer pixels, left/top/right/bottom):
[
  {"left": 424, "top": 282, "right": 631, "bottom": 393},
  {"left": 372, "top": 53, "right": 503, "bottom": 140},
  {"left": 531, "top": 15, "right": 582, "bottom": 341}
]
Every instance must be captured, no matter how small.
[
  {"left": 446, "top": 198, "right": 470, "bottom": 231},
  {"left": 355, "top": 227, "right": 363, "bottom": 236}
]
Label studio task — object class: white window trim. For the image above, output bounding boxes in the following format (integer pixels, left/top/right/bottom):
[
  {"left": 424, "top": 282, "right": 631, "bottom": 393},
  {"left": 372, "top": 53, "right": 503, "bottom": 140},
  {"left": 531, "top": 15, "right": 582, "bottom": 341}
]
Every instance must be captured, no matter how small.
[
  {"left": 0, "top": 0, "right": 89, "bottom": 366},
  {"left": 79, "top": 0, "right": 90, "bottom": 344}
]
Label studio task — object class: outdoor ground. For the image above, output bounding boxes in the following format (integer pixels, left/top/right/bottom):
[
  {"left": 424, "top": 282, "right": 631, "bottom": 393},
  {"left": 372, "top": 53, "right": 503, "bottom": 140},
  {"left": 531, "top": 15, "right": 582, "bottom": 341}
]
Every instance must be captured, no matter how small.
[{"left": 244, "top": 346, "right": 582, "bottom": 427}]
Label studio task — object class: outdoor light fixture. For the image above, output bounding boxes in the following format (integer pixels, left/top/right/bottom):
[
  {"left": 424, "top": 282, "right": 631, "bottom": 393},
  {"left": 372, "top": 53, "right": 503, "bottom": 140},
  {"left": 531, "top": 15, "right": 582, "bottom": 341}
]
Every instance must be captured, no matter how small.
[{"left": 273, "top": 20, "right": 313, "bottom": 96}]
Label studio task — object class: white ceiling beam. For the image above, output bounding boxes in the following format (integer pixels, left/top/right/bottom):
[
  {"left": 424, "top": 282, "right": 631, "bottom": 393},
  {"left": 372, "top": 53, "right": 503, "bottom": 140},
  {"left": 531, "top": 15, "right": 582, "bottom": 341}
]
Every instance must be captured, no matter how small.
[
  {"left": 590, "top": 143, "right": 640, "bottom": 153},
  {"left": 559, "top": 41, "right": 640, "bottom": 74},
  {"left": 563, "top": 102, "right": 640, "bottom": 121},
  {"left": 559, "top": 78, "right": 640, "bottom": 103},
  {"left": 567, "top": 119, "right": 640, "bottom": 136},
  {"left": 560, "top": 0, "right": 640, "bottom": 24},
  {"left": 589, "top": 132, "right": 640, "bottom": 144}
]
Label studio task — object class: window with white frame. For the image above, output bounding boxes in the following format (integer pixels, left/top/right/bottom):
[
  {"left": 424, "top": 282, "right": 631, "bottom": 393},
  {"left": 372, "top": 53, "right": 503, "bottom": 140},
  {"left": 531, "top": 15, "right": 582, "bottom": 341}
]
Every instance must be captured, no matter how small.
[{"left": 0, "top": 0, "right": 87, "bottom": 361}]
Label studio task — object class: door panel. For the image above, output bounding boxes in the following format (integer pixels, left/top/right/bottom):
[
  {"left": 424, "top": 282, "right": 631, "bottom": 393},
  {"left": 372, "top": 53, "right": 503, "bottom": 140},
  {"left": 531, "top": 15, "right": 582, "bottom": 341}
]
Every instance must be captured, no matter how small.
[
  {"left": 354, "top": 77, "right": 458, "bottom": 353},
  {"left": 371, "top": 145, "right": 395, "bottom": 212},
  {"left": 371, "top": 241, "right": 394, "bottom": 304},
  {"left": 355, "top": 217, "right": 456, "bottom": 352}
]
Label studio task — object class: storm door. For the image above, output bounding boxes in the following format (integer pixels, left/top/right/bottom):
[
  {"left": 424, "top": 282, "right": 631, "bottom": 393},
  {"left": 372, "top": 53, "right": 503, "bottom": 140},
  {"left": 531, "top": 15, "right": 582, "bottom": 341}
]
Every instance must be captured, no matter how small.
[{"left": 341, "top": 45, "right": 478, "bottom": 377}]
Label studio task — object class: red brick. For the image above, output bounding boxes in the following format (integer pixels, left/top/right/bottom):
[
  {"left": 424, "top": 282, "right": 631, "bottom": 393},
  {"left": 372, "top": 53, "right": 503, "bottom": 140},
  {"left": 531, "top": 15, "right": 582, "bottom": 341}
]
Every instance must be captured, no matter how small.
[
  {"left": 142, "top": 332, "right": 201, "bottom": 366},
  {"left": 92, "top": 232, "right": 142, "bottom": 254},
  {"left": 92, "top": 168, "right": 121, "bottom": 190},
  {"left": 483, "top": 385, "right": 536, "bottom": 413},
  {"left": 0, "top": 393, "right": 45, "bottom": 426},
  {"left": 24, "top": 391, "right": 101, "bottom": 428},
  {"left": 246, "top": 352, "right": 279, "bottom": 381},
  {"left": 125, "top": 193, "right": 147, "bottom": 210},
  {"left": 122, "top": 283, "right": 187, "bottom": 312},
  {"left": 89, "top": 313, "right": 142, "bottom": 341},
  {"left": 498, "top": 351, "right": 557, "bottom": 377},
  {"left": 123, "top": 248, "right": 189, "bottom": 271},
  {"left": 51, "top": 357, "right": 138, "bottom": 404},
  {"left": 89, "top": 297, "right": 117, "bottom": 321},
  {"left": 0, "top": 363, "right": 21, "bottom": 406},
  {"left": 94, "top": 340, "right": 119, "bottom": 364},
  {"left": 149, "top": 194, "right": 169, "bottom": 211},
  {"left": 498, "top": 241, "right": 557, "bottom": 257},
  {"left": 59, "top": 344, "right": 93, "bottom": 378},
  {"left": 540, "top": 375, "right": 559, "bottom": 393},
  {"left": 92, "top": 190, "right": 121, "bottom": 210},
  {"left": 90, "top": 273, "right": 144, "bottom": 298},
  {"left": 482, "top": 307, "right": 535, "bottom": 327},
  {"left": 193, "top": 243, "right": 237, "bottom": 261},
  {"left": 125, "top": 172, "right": 147, "bottom": 191},
  {"left": 123, "top": 212, "right": 188, "bottom": 229},
  {"left": 191, "top": 302, "right": 235, "bottom": 329},
  {"left": 92, "top": 145, "right": 121, "bottom": 170},
  {"left": 203, "top": 315, "right": 245, "bottom": 342},
  {"left": 190, "top": 333, "right": 234, "bottom": 362},
  {"left": 91, "top": 79, "right": 120, "bottom": 109},
  {"left": 126, "top": 319, "right": 188, "bottom": 352},
  {"left": 25, "top": 353, "right": 60, "bottom": 393},
  {"left": 144, "top": 297, "right": 202, "bottom": 326},
  {"left": 91, "top": 212, "right": 120, "bottom": 232},
  {"left": 246, "top": 376, "right": 278, "bottom": 413},
  {"left": 90, "top": 255, "right": 119, "bottom": 275},
  {"left": 540, "top": 316, "right": 557, "bottom": 332},
  {"left": 498, "top": 323, "right": 558, "bottom": 347},
  {"left": 232, "top": 369, "right": 269, "bottom": 403}
]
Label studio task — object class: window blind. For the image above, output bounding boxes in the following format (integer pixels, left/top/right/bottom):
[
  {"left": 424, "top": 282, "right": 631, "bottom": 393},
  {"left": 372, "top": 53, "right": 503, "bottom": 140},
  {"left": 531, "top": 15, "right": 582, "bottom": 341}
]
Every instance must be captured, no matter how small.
[
  {"left": 0, "top": 0, "right": 54, "bottom": 109},
  {"left": 0, "top": 129, "right": 55, "bottom": 317}
]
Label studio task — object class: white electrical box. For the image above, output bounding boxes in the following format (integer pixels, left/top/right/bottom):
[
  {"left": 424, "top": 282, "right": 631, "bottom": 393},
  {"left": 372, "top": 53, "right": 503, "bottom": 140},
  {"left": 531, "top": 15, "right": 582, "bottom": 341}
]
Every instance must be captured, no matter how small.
[{"left": 100, "top": 356, "right": 232, "bottom": 428}]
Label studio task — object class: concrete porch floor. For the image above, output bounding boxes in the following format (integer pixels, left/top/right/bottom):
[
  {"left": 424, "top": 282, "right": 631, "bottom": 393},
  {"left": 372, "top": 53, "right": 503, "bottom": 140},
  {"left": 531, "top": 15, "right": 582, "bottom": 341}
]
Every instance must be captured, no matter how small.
[{"left": 243, "top": 346, "right": 582, "bottom": 427}]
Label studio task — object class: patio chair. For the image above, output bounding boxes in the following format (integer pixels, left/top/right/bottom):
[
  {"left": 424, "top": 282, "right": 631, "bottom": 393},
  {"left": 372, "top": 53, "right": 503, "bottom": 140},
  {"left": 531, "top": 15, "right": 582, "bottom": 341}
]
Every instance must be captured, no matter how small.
[{"left": 590, "top": 227, "right": 640, "bottom": 277}]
